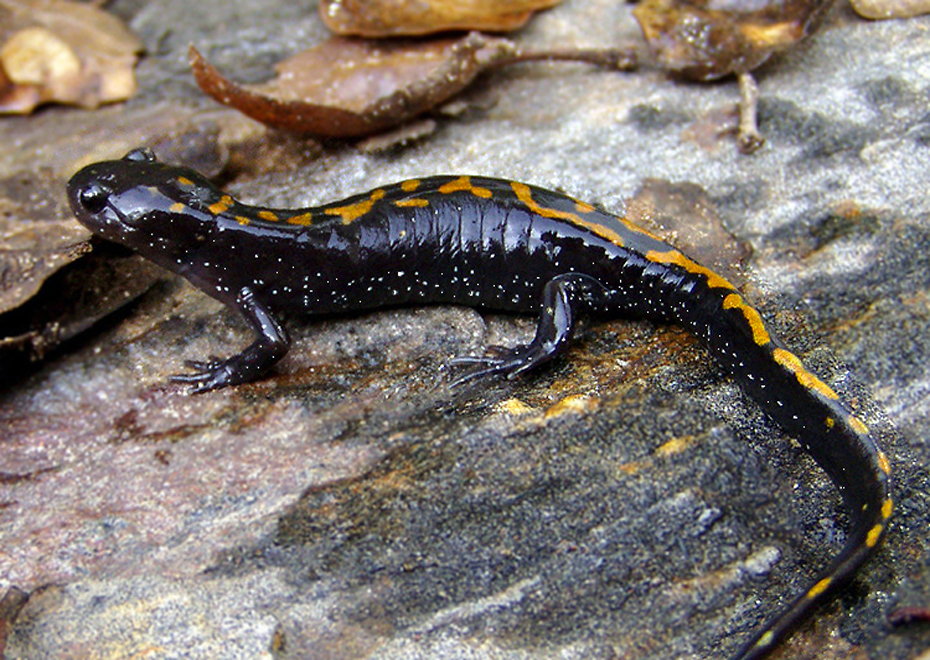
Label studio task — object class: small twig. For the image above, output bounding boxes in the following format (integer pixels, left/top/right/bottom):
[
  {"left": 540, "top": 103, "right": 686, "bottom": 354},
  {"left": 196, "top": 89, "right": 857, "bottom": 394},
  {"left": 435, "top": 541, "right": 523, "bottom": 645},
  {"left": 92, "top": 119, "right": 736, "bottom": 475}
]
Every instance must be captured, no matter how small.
[
  {"left": 499, "top": 46, "right": 638, "bottom": 72},
  {"left": 737, "top": 72, "right": 765, "bottom": 154}
]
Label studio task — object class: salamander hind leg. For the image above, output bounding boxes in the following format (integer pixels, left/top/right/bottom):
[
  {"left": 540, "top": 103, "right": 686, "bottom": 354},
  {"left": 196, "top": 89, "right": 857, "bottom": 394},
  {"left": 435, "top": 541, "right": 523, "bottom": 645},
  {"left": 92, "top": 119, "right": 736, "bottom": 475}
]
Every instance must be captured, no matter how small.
[
  {"left": 171, "top": 287, "right": 290, "bottom": 393},
  {"left": 451, "top": 273, "right": 610, "bottom": 385}
]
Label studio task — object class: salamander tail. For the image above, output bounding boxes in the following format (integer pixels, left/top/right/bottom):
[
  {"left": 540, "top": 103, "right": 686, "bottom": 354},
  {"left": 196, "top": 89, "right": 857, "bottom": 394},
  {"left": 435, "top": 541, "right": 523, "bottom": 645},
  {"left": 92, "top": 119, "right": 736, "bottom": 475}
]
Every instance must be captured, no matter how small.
[{"left": 730, "top": 452, "right": 891, "bottom": 659}]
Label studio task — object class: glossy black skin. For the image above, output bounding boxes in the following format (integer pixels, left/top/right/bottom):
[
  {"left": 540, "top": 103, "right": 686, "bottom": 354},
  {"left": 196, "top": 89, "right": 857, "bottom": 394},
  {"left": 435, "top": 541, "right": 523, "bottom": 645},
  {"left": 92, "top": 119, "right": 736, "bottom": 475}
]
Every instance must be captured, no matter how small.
[{"left": 68, "top": 148, "right": 891, "bottom": 660}]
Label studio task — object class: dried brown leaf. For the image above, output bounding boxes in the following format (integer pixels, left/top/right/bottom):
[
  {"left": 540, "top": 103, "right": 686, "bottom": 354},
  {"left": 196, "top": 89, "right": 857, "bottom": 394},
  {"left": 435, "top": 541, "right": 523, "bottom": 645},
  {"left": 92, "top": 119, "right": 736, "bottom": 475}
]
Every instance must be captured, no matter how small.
[
  {"left": 0, "top": 0, "right": 143, "bottom": 113},
  {"left": 633, "top": 0, "right": 832, "bottom": 81},
  {"left": 191, "top": 36, "right": 484, "bottom": 137},
  {"left": 319, "top": 0, "right": 563, "bottom": 37},
  {"left": 191, "top": 33, "right": 634, "bottom": 138}
]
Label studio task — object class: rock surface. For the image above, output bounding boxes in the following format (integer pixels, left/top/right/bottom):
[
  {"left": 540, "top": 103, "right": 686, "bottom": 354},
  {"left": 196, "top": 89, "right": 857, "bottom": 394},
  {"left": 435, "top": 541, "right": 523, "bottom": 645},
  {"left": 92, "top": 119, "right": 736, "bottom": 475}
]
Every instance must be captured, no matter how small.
[{"left": 0, "top": 1, "right": 928, "bottom": 659}]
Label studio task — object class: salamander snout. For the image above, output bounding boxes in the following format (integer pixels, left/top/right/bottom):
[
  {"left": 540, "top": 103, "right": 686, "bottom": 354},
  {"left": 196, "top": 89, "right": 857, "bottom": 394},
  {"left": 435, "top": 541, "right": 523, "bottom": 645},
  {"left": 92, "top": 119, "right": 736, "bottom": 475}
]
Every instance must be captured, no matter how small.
[
  {"left": 67, "top": 164, "right": 119, "bottom": 238},
  {"left": 67, "top": 148, "right": 162, "bottom": 241}
]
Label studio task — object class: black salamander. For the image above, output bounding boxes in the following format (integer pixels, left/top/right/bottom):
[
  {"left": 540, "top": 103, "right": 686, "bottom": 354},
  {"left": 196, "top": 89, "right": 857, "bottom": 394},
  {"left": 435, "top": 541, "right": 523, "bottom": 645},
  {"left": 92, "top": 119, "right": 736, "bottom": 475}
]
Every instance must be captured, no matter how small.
[{"left": 67, "top": 148, "right": 892, "bottom": 659}]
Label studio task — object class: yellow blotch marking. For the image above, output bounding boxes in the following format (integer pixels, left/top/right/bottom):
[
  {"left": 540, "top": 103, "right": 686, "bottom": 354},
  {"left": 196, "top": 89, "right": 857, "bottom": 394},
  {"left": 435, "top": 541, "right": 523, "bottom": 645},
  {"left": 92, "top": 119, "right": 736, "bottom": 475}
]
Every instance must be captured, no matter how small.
[
  {"left": 257, "top": 210, "right": 280, "bottom": 222},
  {"left": 395, "top": 198, "right": 430, "bottom": 208},
  {"left": 656, "top": 434, "right": 696, "bottom": 456},
  {"left": 618, "top": 432, "right": 703, "bottom": 475},
  {"left": 325, "top": 189, "right": 386, "bottom": 224},
  {"left": 286, "top": 212, "right": 314, "bottom": 226},
  {"left": 438, "top": 176, "right": 492, "bottom": 198},
  {"left": 574, "top": 199, "right": 595, "bottom": 213},
  {"left": 498, "top": 398, "right": 534, "bottom": 416},
  {"left": 882, "top": 497, "right": 893, "bottom": 519},
  {"left": 772, "top": 348, "right": 840, "bottom": 400},
  {"left": 617, "top": 460, "right": 644, "bottom": 475},
  {"left": 848, "top": 416, "right": 870, "bottom": 436},
  {"left": 646, "top": 250, "right": 736, "bottom": 290},
  {"left": 754, "top": 631, "right": 775, "bottom": 650},
  {"left": 741, "top": 23, "right": 798, "bottom": 50},
  {"left": 806, "top": 576, "right": 833, "bottom": 600},
  {"left": 620, "top": 217, "right": 665, "bottom": 241},
  {"left": 169, "top": 202, "right": 185, "bottom": 213},
  {"left": 878, "top": 451, "right": 891, "bottom": 476},
  {"left": 722, "top": 293, "right": 771, "bottom": 346},
  {"left": 401, "top": 179, "right": 420, "bottom": 192},
  {"left": 177, "top": 176, "right": 194, "bottom": 187},
  {"left": 825, "top": 416, "right": 835, "bottom": 428},
  {"left": 866, "top": 523, "right": 884, "bottom": 548},
  {"left": 208, "top": 194, "right": 233, "bottom": 215},
  {"left": 511, "top": 181, "right": 627, "bottom": 248},
  {"left": 234, "top": 215, "right": 251, "bottom": 226},
  {"left": 544, "top": 394, "right": 598, "bottom": 419}
]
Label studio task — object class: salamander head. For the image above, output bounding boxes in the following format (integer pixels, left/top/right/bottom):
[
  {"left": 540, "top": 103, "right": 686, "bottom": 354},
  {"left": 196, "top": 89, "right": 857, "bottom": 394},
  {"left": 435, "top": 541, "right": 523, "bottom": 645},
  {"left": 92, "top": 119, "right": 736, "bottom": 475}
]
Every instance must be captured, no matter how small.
[{"left": 67, "top": 148, "right": 227, "bottom": 269}]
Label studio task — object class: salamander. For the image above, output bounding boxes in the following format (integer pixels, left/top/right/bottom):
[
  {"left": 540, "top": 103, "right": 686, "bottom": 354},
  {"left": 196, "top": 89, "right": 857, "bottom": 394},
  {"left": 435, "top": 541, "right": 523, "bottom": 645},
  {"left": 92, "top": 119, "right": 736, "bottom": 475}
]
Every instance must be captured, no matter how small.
[{"left": 67, "top": 148, "right": 892, "bottom": 659}]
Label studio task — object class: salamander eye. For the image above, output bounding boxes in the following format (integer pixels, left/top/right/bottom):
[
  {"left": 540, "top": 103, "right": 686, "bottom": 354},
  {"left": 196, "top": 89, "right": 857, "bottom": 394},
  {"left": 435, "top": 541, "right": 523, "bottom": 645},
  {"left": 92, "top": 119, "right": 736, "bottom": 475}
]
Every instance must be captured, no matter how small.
[{"left": 78, "top": 183, "right": 110, "bottom": 214}]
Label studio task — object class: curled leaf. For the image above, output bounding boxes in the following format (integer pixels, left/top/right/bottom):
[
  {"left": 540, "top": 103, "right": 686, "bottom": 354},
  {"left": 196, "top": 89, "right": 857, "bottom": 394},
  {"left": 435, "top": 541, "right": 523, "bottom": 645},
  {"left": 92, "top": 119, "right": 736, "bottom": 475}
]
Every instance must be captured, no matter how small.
[
  {"left": 191, "top": 33, "right": 634, "bottom": 138},
  {"left": 0, "top": 0, "right": 143, "bottom": 113},
  {"left": 319, "top": 0, "right": 563, "bottom": 37}
]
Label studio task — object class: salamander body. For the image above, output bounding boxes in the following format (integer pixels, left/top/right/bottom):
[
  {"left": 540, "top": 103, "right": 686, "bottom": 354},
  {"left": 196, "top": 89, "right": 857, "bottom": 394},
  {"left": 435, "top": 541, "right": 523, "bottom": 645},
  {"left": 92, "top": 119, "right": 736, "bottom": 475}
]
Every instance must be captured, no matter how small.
[{"left": 67, "top": 148, "right": 892, "bottom": 659}]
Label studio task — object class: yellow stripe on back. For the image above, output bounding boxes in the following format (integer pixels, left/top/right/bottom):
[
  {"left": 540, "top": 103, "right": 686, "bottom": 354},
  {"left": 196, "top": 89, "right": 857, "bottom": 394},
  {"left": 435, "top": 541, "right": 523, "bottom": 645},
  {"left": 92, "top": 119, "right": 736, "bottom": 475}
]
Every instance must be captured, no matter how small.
[
  {"left": 882, "top": 497, "right": 893, "bottom": 519},
  {"left": 574, "top": 200, "right": 596, "bottom": 213},
  {"left": 806, "top": 576, "right": 833, "bottom": 599},
  {"left": 866, "top": 523, "right": 884, "bottom": 548},
  {"left": 772, "top": 348, "right": 840, "bottom": 400},
  {"left": 395, "top": 198, "right": 430, "bottom": 208},
  {"left": 510, "top": 181, "right": 627, "bottom": 248},
  {"left": 325, "top": 189, "right": 386, "bottom": 224},
  {"left": 208, "top": 194, "right": 233, "bottom": 215},
  {"left": 438, "top": 176, "right": 492, "bottom": 198},
  {"left": 645, "top": 249, "right": 736, "bottom": 291},
  {"left": 878, "top": 451, "right": 891, "bottom": 476},
  {"left": 848, "top": 416, "right": 870, "bottom": 436},
  {"left": 286, "top": 212, "right": 314, "bottom": 226},
  {"left": 722, "top": 293, "right": 771, "bottom": 346}
]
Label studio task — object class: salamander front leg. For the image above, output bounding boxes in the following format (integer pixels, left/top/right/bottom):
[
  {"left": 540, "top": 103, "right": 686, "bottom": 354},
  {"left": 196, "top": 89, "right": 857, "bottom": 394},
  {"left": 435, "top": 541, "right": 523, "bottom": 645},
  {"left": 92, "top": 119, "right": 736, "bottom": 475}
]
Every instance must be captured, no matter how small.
[
  {"left": 171, "top": 287, "right": 290, "bottom": 393},
  {"left": 452, "top": 274, "right": 608, "bottom": 385}
]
